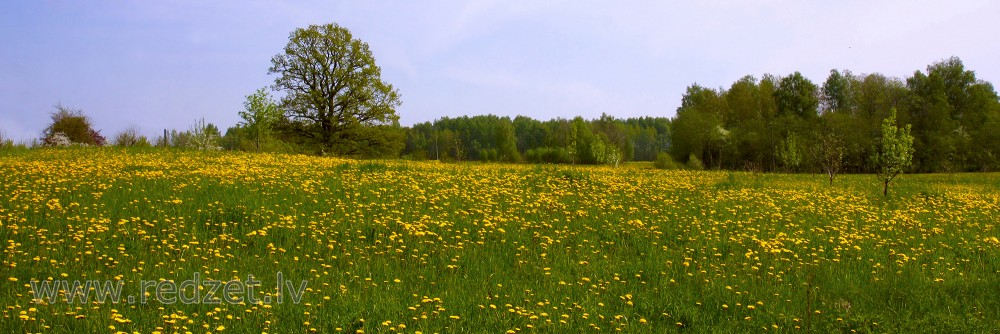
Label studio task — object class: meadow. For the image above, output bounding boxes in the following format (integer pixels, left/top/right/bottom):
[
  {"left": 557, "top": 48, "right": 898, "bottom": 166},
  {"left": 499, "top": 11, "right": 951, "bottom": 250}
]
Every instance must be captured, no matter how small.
[{"left": 1, "top": 148, "right": 998, "bottom": 333}]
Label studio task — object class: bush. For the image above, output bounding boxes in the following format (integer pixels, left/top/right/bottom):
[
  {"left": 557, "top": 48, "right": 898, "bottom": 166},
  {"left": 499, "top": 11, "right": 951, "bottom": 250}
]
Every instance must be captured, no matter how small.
[
  {"left": 155, "top": 120, "right": 222, "bottom": 150},
  {"left": 479, "top": 148, "right": 499, "bottom": 162},
  {"left": 113, "top": 126, "right": 151, "bottom": 147},
  {"left": 44, "top": 132, "right": 72, "bottom": 147},
  {"left": 42, "top": 103, "right": 105, "bottom": 146},
  {"left": 0, "top": 131, "right": 29, "bottom": 151},
  {"left": 525, "top": 147, "right": 572, "bottom": 164},
  {"left": 686, "top": 153, "right": 704, "bottom": 170},
  {"left": 89, "top": 129, "right": 107, "bottom": 146},
  {"left": 654, "top": 152, "right": 680, "bottom": 170}
]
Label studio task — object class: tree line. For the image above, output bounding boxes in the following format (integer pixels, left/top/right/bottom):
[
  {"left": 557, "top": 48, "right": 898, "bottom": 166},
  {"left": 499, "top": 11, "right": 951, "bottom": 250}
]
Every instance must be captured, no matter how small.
[
  {"left": 671, "top": 57, "right": 1000, "bottom": 173},
  {"left": 10, "top": 22, "right": 999, "bottom": 175},
  {"left": 398, "top": 114, "right": 669, "bottom": 165}
]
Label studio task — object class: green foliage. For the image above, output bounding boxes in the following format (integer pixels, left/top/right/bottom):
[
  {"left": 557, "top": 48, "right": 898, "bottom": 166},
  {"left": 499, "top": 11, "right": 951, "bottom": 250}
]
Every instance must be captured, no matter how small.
[
  {"left": 158, "top": 129, "right": 189, "bottom": 148},
  {"left": 906, "top": 57, "right": 1000, "bottom": 172},
  {"left": 652, "top": 57, "right": 997, "bottom": 174},
  {"left": 821, "top": 69, "right": 853, "bottom": 113},
  {"left": 220, "top": 124, "right": 305, "bottom": 154},
  {"left": 571, "top": 116, "right": 599, "bottom": 164},
  {"left": 494, "top": 119, "right": 520, "bottom": 162},
  {"left": 623, "top": 117, "right": 670, "bottom": 161},
  {"left": 331, "top": 124, "right": 405, "bottom": 158},
  {"left": 512, "top": 116, "right": 549, "bottom": 154},
  {"left": 269, "top": 23, "right": 402, "bottom": 157},
  {"left": 587, "top": 138, "right": 623, "bottom": 167},
  {"left": 524, "top": 147, "right": 572, "bottom": 164},
  {"left": 670, "top": 84, "right": 724, "bottom": 168},
  {"left": 872, "top": 108, "right": 915, "bottom": 196},
  {"left": 452, "top": 137, "right": 465, "bottom": 162},
  {"left": 686, "top": 153, "right": 704, "bottom": 170},
  {"left": 653, "top": 152, "right": 680, "bottom": 170},
  {"left": 400, "top": 115, "right": 668, "bottom": 165},
  {"left": 379, "top": 57, "right": 993, "bottom": 175},
  {"left": 815, "top": 131, "right": 845, "bottom": 185},
  {"left": 777, "top": 133, "right": 802, "bottom": 172},
  {"left": 775, "top": 72, "right": 820, "bottom": 118},
  {"left": 567, "top": 119, "right": 578, "bottom": 164},
  {"left": 219, "top": 125, "right": 251, "bottom": 151},
  {"left": 592, "top": 113, "right": 633, "bottom": 163},
  {"left": 238, "top": 88, "right": 282, "bottom": 152}
]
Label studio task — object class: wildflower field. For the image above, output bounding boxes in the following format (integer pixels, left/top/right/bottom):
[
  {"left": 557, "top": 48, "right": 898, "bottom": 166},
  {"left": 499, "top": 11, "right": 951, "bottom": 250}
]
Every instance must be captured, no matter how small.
[{"left": 1, "top": 148, "right": 999, "bottom": 333}]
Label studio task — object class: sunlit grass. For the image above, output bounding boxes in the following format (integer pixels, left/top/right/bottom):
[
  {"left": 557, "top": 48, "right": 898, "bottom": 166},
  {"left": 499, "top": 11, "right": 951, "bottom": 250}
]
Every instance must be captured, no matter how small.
[{"left": 1, "top": 147, "right": 998, "bottom": 332}]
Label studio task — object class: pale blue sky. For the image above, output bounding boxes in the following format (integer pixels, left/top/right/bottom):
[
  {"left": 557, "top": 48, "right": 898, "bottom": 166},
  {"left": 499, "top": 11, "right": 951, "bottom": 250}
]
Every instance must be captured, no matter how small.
[{"left": 2, "top": 0, "right": 998, "bottom": 141}]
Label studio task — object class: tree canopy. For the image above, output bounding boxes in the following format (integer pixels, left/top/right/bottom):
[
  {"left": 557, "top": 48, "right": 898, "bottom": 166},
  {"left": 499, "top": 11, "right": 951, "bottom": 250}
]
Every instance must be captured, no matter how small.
[
  {"left": 269, "top": 23, "right": 402, "bottom": 157},
  {"left": 663, "top": 57, "right": 1000, "bottom": 173}
]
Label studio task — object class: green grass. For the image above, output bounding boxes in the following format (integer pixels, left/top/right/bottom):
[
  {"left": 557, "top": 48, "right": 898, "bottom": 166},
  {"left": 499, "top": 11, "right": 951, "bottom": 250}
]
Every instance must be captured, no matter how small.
[{"left": 1, "top": 147, "right": 999, "bottom": 333}]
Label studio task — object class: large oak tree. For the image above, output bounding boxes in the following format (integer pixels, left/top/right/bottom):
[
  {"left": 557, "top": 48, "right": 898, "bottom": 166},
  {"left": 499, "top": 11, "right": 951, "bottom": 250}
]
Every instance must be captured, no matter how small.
[{"left": 270, "top": 23, "right": 403, "bottom": 156}]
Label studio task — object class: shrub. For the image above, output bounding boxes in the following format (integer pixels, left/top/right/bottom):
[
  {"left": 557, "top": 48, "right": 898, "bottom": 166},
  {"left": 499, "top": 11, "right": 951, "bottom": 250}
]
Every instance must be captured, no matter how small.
[
  {"left": 0, "top": 132, "right": 28, "bottom": 151},
  {"left": 654, "top": 152, "right": 680, "bottom": 170},
  {"left": 89, "top": 129, "right": 107, "bottom": 146},
  {"left": 42, "top": 103, "right": 105, "bottom": 146},
  {"left": 525, "top": 147, "right": 572, "bottom": 164},
  {"left": 0, "top": 130, "right": 9, "bottom": 148},
  {"left": 777, "top": 133, "right": 802, "bottom": 172},
  {"left": 686, "top": 153, "right": 704, "bottom": 170},
  {"left": 479, "top": 148, "right": 499, "bottom": 162},
  {"left": 44, "top": 132, "right": 72, "bottom": 147},
  {"left": 113, "top": 126, "right": 151, "bottom": 147}
]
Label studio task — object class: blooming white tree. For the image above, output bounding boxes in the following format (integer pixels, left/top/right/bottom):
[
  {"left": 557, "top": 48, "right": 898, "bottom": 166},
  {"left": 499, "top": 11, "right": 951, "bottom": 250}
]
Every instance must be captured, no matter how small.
[{"left": 45, "top": 132, "right": 72, "bottom": 147}]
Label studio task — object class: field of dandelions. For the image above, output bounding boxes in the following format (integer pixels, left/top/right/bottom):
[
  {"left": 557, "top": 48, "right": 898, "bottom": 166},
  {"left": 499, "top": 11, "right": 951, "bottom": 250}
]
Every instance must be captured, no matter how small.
[{"left": 1, "top": 148, "right": 998, "bottom": 333}]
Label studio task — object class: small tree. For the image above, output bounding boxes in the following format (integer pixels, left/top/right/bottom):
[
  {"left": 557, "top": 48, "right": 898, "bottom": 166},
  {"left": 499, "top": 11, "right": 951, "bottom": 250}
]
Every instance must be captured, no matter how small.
[
  {"left": 187, "top": 119, "right": 221, "bottom": 150},
  {"left": 590, "top": 139, "right": 607, "bottom": 164},
  {"left": 567, "top": 121, "right": 578, "bottom": 164},
  {"left": 777, "top": 133, "right": 802, "bottom": 172},
  {"left": 452, "top": 137, "right": 465, "bottom": 162},
  {"left": 590, "top": 138, "right": 623, "bottom": 167},
  {"left": 872, "top": 108, "right": 914, "bottom": 196},
  {"left": 239, "top": 88, "right": 282, "bottom": 151},
  {"left": 686, "top": 153, "right": 704, "bottom": 170},
  {"left": 815, "top": 132, "right": 844, "bottom": 185},
  {"left": 605, "top": 145, "right": 623, "bottom": 167}
]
